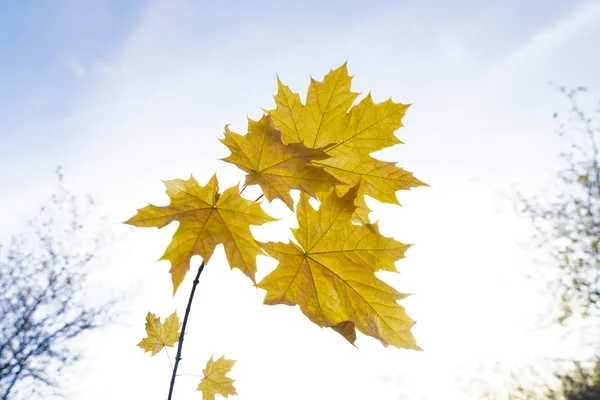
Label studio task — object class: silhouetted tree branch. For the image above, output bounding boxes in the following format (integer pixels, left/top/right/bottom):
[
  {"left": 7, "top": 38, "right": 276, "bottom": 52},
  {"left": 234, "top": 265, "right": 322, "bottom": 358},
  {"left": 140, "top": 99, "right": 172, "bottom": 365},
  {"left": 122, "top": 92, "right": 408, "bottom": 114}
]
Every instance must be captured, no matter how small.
[
  {"left": 517, "top": 85, "right": 600, "bottom": 323},
  {"left": 0, "top": 167, "right": 112, "bottom": 399},
  {"left": 509, "top": 86, "right": 600, "bottom": 399}
]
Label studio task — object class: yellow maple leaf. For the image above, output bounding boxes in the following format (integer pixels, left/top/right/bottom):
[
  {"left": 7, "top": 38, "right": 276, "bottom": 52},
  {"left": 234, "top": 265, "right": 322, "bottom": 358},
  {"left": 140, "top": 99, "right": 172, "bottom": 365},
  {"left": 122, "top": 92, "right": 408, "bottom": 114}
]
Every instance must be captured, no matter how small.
[
  {"left": 269, "top": 62, "right": 427, "bottom": 215},
  {"left": 197, "top": 355, "right": 237, "bottom": 400},
  {"left": 322, "top": 156, "right": 424, "bottom": 205},
  {"left": 220, "top": 115, "right": 341, "bottom": 209},
  {"left": 271, "top": 63, "right": 403, "bottom": 152},
  {"left": 271, "top": 63, "right": 359, "bottom": 148},
  {"left": 125, "top": 174, "right": 276, "bottom": 294},
  {"left": 137, "top": 311, "right": 181, "bottom": 356},
  {"left": 351, "top": 190, "right": 371, "bottom": 224},
  {"left": 257, "top": 186, "right": 420, "bottom": 349}
]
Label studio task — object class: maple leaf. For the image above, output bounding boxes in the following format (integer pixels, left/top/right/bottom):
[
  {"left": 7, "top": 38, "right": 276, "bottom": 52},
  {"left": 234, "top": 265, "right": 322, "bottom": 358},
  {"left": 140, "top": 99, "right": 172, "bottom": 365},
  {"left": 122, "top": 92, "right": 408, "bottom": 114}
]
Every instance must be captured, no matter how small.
[
  {"left": 137, "top": 312, "right": 181, "bottom": 356},
  {"left": 125, "top": 174, "right": 276, "bottom": 294},
  {"left": 257, "top": 186, "right": 420, "bottom": 349},
  {"left": 351, "top": 190, "right": 371, "bottom": 224},
  {"left": 268, "top": 62, "right": 427, "bottom": 216},
  {"left": 220, "top": 114, "right": 341, "bottom": 209},
  {"left": 270, "top": 63, "right": 403, "bottom": 153},
  {"left": 197, "top": 356, "right": 237, "bottom": 400},
  {"left": 322, "top": 156, "right": 424, "bottom": 205}
]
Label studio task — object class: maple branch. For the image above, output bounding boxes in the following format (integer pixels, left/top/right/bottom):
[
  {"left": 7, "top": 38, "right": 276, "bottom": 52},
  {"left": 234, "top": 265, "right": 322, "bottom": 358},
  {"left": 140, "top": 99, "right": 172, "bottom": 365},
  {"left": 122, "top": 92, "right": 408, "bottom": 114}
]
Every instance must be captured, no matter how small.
[{"left": 167, "top": 260, "right": 205, "bottom": 400}]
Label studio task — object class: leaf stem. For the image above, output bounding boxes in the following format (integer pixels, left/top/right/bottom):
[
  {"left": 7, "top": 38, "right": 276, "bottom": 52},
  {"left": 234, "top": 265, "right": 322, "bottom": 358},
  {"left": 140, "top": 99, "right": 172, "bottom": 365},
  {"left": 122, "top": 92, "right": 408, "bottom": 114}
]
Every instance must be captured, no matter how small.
[
  {"left": 167, "top": 260, "right": 205, "bottom": 400},
  {"left": 164, "top": 348, "right": 174, "bottom": 371}
]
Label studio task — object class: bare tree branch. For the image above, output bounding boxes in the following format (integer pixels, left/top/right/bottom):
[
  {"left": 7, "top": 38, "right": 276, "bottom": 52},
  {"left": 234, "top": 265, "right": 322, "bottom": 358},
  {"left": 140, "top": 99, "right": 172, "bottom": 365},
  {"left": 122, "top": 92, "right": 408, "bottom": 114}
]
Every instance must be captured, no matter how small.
[{"left": 0, "top": 169, "right": 113, "bottom": 399}]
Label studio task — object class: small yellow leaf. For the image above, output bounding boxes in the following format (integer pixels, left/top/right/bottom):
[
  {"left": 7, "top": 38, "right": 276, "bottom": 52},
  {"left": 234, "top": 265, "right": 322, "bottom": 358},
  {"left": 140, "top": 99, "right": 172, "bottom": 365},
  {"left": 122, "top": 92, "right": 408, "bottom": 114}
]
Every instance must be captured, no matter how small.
[
  {"left": 197, "top": 356, "right": 237, "bottom": 400},
  {"left": 137, "top": 312, "right": 181, "bottom": 356},
  {"left": 125, "top": 174, "right": 277, "bottom": 293}
]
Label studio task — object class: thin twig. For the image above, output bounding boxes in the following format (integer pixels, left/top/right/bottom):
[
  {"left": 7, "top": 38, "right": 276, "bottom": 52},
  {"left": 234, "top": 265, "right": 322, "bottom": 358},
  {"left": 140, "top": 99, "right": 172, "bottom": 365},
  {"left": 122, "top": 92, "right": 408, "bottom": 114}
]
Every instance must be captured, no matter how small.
[
  {"left": 164, "top": 348, "right": 173, "bottom": 371},
  {"left": 167, "top": 260, "right": 205, "bottom": 400}
]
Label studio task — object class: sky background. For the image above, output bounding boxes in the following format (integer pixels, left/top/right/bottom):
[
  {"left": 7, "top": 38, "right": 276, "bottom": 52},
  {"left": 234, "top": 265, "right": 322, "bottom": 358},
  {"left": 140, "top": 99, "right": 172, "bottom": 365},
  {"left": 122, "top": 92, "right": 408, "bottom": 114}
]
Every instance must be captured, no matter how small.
[{"left": 1, "top": 0, "right": 600, "bottom": 399}]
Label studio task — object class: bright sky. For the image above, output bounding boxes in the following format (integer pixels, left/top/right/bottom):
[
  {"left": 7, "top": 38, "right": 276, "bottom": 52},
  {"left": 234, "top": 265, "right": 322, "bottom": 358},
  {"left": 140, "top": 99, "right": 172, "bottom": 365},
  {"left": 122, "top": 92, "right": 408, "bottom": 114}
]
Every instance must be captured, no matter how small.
[{"left": 1, "top": 1, "right": 600, "bottom": 399}]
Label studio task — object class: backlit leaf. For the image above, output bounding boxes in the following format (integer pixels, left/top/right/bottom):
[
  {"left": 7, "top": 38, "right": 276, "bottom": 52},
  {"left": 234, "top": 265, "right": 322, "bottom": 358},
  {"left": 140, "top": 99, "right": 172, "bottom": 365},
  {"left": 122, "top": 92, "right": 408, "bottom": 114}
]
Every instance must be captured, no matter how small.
[
  {"left": 269, "top": 62, "right": 427, "bottom": 217},
  {"left": 125, "top": 174, "right": 276, "bottom": 294},
  {"left": 220, "top": 115, "right": 340, "bottom": 209},
  {"left": 258, "top": 186, "right": 420, "bottom": 349},
  {"left": 137, "top": 312, "right": 181, "bottom": 356},
  {"left": 197, "top": 356, "right": 237, "bottom": 400}
]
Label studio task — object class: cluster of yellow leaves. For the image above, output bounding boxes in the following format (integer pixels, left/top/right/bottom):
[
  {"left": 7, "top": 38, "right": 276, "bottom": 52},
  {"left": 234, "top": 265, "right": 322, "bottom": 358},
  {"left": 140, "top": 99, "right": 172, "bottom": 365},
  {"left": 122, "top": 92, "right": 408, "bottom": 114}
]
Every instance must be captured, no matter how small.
[
  {"left": 128, "top": 64, "right": 425, "bottom": 374},
  {"left": 222, "top": 63, "right": 425, "bottom": 348},
  {"left": 269, "top": 63, "right": 426, "bottom": 223}
]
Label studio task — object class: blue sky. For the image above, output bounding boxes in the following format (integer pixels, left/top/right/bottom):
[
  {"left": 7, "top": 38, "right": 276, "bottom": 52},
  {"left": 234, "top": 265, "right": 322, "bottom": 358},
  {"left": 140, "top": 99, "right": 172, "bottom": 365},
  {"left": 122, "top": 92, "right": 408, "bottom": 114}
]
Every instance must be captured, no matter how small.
[
  {"left": 1, "top": 1, "right": 600, "bottom": 399},
  {"left": 0, "top": 1, "right": 137, "bottom": 132},
  {"left": 0, "top": 0, "right": 591, "bottom": 164}
]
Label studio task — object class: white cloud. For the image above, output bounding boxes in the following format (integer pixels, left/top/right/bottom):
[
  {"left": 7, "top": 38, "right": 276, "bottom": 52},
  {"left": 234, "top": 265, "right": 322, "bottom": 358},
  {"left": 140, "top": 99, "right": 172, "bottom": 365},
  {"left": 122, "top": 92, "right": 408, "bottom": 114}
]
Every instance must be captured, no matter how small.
[{"left": 480, "top": 0, "right": 600, "bottom": 92}]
